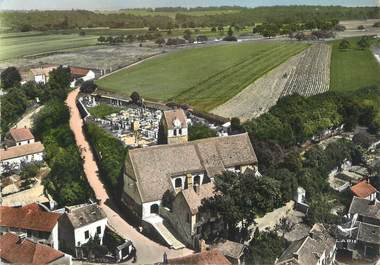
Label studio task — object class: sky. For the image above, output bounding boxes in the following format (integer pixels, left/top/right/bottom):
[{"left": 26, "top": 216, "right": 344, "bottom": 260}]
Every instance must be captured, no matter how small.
[{"left": 0, "top": 0, "right": 378, "bottom": 10}]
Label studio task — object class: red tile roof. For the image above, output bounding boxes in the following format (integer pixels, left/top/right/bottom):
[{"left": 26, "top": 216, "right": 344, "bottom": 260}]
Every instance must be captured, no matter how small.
[
  {"left": 10, "top": 127, "right": 35, "bottom": 142},
  {"left": 0, "top": 232, "right": 64, "bottom": 264},
  {"left": 350, "top": 181, "right": 378, "bottom": 198},
  {"left": 0, "top": 141, "right": 44, "bottom": 161},
  {"left": 168, "top": 250, "right": 231, "bottom": 265},
  {"left": 70, "top": 67, "right": 90, "bottom": 77},
  {"left": 0, "top": 204, "right": 61, "bottom": 232}
]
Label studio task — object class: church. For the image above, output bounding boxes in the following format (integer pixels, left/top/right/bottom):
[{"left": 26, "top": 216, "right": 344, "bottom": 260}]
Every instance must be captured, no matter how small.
[{"left": 122, "top": 109, "right": 259, "bottom": 249}]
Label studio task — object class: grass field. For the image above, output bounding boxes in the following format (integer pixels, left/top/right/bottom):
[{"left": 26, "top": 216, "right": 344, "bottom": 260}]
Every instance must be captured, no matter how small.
[
  {"left": 330, "top": 38, "right": 380, "bottom": 92},
  {"left": 0, "top": 33, "right": 98, "bottom": 61},
  {"left": 88, "top": 104, "right": 120, "bottom": 118},
  {"left": 96, "top": 41, "right": 308, "bottom": 111}
]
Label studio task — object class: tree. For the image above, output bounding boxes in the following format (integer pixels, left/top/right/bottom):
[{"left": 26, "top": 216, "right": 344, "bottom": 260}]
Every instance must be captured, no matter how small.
[
  {"left": 357, "top": 36, "right": 370, "bottom": 49},
  {"left": 130, "top": 91, "right": 142, "bottom": 105},
  {"left": 201, "top": 171, "right": 282, "bottom": 240},
  {"left": 79, "top": 31, "right": 86, "bottom": 36},
  {"left": 80, "top": 80, "right": 97, "bottom": 94},
  {"left": 231, "top": 117, "right": 243, "bottom": 133},
  {"left": 227, "top": 26, "right": 234, "bottom": 37},
  {"left": 48, "top": 66, "right": 71, "bottom": 90},
  {"left": 183, "top": 29, "right": 192, "bottom": 41},
  {"left": 246, "top": 230, "right": 288, "bottom": 265},
  {"left": 339, "top": 39, "right": 350, "bottom": 50},
  {"left": 162, "top": 190, "right": 175, "bottom": 209},
  {"left": 1, "top": 67, "right": 21, "bottom": 89},
  {"left": 155, "top": 38, "right": 166, "bottom": 47},
  {"left": 188, "top": 124, "right": 217, "bottom": 141},
  {"left": 211, "top": 27, "right": 217, "bottom": 32},
  {"left": 352, "top": 131, "right": 375, "bottom": 149},
  {"left": 98, "top": 36, "right": 106, "bottom": 43}
]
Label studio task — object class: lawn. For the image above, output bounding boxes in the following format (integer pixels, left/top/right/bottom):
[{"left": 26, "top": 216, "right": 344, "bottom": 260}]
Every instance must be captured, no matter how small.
[
  {"left": 88, "top": 104, "right": 120, "bottom": 118},
  {"left": 330, "top": 38, "right": 380, "bottom": 92},
  {"left": 96, "top": 41, "right": 308, "bottom": 111},
  {"left": 0, "top": 33, "right": 98, "bottom": 60}
]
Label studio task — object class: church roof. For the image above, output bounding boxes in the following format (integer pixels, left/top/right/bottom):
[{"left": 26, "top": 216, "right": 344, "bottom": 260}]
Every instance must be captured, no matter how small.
[{"left": 125, "top": 133, "right": 257, "bottom": 203}]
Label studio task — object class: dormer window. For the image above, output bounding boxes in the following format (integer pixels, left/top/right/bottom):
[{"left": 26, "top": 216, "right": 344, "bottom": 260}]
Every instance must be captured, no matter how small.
[
  {"left": 173, "top": 118, "right": 182, "bottom": 128},
  {"left": 175, "top": 178, "right": 182, "bottom": 188}
]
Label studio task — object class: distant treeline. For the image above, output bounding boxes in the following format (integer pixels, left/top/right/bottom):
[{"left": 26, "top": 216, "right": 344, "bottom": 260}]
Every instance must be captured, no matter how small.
[
  {"left": 1, "top": 6, "right": 379, "bottom": 32},
  {"left": 120, "top": 6, "right": 246, "bottom": 12}
]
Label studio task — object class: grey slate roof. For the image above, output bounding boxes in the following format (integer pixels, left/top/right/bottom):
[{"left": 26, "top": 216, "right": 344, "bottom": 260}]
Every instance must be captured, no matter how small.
[
  {"left": 356, "top": 222, "right": 380, "bottom": 245},
  {"left": 66, "top": 203, "right": 106, "bottom": 229},
  {"left": 125, "top": 133, "right": 257, "bottom": 203},
  {"left": 348, "top": 197, "right": 380, "bottom": 220},
  {"left": 276, "top": 224, "right": 336, "bottom": 265}
]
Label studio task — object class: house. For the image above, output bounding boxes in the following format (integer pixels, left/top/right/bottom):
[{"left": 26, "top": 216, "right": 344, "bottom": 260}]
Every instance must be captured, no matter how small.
[
  {"left": 9, "top": 127, "right": 35, "bottom": 146},
  {"left": 275, "top": 223, "right": 336, "bottom": 265},
  {"left": 0, "top": 232, "right": 72, "bottom": 265},
  {"left": 337, "top": 196, "right": 380, "bottom": 259},
  {"left": 0, "top": 141, "right": 44, "bottom": 172},
  {"left": 0, "top": 203, "right": 61, "bottom": 249},
  {"left": 348, "top": 196, "right": 380, "bottom": 226},
  {"left": 167, "top": 182, "right": 219, "bottom": 248},
  {"left": 58, "top": 203, "right": 107, "bottom": 256},
  {"left": 350, "top": 180, "right": 378, "bottom": 201},
  {"left": 164, "top": 249, "right": 231, "bottom": 265},
  {"left": 159, "top": 109, "right": 188, "bottom": 145},
  {"left": 123, "top": 133, "right": 257, "bottom": 220},
  {"left": 355, "top": 222, "right": 380, "bottom": 258},
  {"left": 211, "top": 240, "right": 246, "bottom": 264},
  {"left": 30, "top": 65, "right": 57, "bottom": 84},
  {"left": 70, "top": 67, "right": 95, "bottom": 88}
]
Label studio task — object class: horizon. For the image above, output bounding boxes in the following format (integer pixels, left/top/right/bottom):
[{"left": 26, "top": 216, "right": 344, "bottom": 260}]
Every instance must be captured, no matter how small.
[{"left": 0, "top": 0, "right": 378, "bottom": 11}]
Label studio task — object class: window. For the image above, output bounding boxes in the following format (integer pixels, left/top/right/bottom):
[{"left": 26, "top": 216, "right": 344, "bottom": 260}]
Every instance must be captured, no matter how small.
[
  {"left": 173, "top": 129, "right": 177, "bottom": 136},
  {"left": 84, "top": 230, "right": 89, "bottom": 239},
  {"left": 194, "top": 175, "right": 201, "bottom": 185},
  {"left": 150, "top": 204, "right": 159, "bottom": 214},
  {"left": 234, "top": 165, "right": 240, "bottom": 171},
  {"left": 96, "top": 226, "right": 101, "bottom": 235},
  {"left": 27, "top": 140, "right": 30, "bottom": 144},
  {"left": 175, "top": 178, "right": 182, "bottom": 188},
  {"left": 179, "top": 128, "right": 182, "bottom": 135}
]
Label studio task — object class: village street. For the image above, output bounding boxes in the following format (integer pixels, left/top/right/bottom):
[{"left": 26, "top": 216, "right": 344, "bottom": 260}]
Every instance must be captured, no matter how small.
[{"left": 66, "top": 89, "right": 193, "bottom": 264}]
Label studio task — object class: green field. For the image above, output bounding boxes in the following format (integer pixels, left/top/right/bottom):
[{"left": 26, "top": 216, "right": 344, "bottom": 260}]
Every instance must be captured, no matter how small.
[
  {"left": 330, "top": 38, "right": 380, "bottom": 92},
  {"left": 88, "top": 104, "right": 120, "bottom": 118},
  {"left": 0, "top": 33, "right": 98, "bottom": 61},
  {"left": 96, "top": 41, "right": 308, "bottom": 111}
]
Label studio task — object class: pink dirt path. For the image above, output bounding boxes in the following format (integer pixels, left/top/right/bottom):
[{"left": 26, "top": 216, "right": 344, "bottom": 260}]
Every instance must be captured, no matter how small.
[{"left": 66, "top": 89, "right": 193, "bottom": 264}]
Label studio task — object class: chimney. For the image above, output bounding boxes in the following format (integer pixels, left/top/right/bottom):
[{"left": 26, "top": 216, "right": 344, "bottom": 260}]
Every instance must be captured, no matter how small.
[
  {"left": 187, "top": 174, "right": 193, "bottom": 189},
  {"left": 194, "top": 184, "right": 200, "bottom": 194}
]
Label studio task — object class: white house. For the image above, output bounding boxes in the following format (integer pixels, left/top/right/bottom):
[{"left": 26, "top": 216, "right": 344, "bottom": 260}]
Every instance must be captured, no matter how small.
[
  {"left": 58, "top": 203, "right": 107, "bottom": 256},
  {"left": 30, "top": 66, "right": 57, "bottom": 84},
  {"left": 0, "top": 203, "right": 61, "bottom": 250},
  {"left": 70, "top": 67, "right": 95, "bottom": 88},
  {"left": 9, "top": 127, "right": 35, "bottom": 146},
  {"left": 0, "top": 142, "right": 44, "bottom": 172},
  {"left": 350, "top": 180, "right": 378, "bottom": 201}
]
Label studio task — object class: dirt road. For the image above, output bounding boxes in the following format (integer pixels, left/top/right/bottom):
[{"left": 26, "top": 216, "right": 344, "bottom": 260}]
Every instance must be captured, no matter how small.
[{"left": 66, "top": 89, "right": 192, "bottom": 264}]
